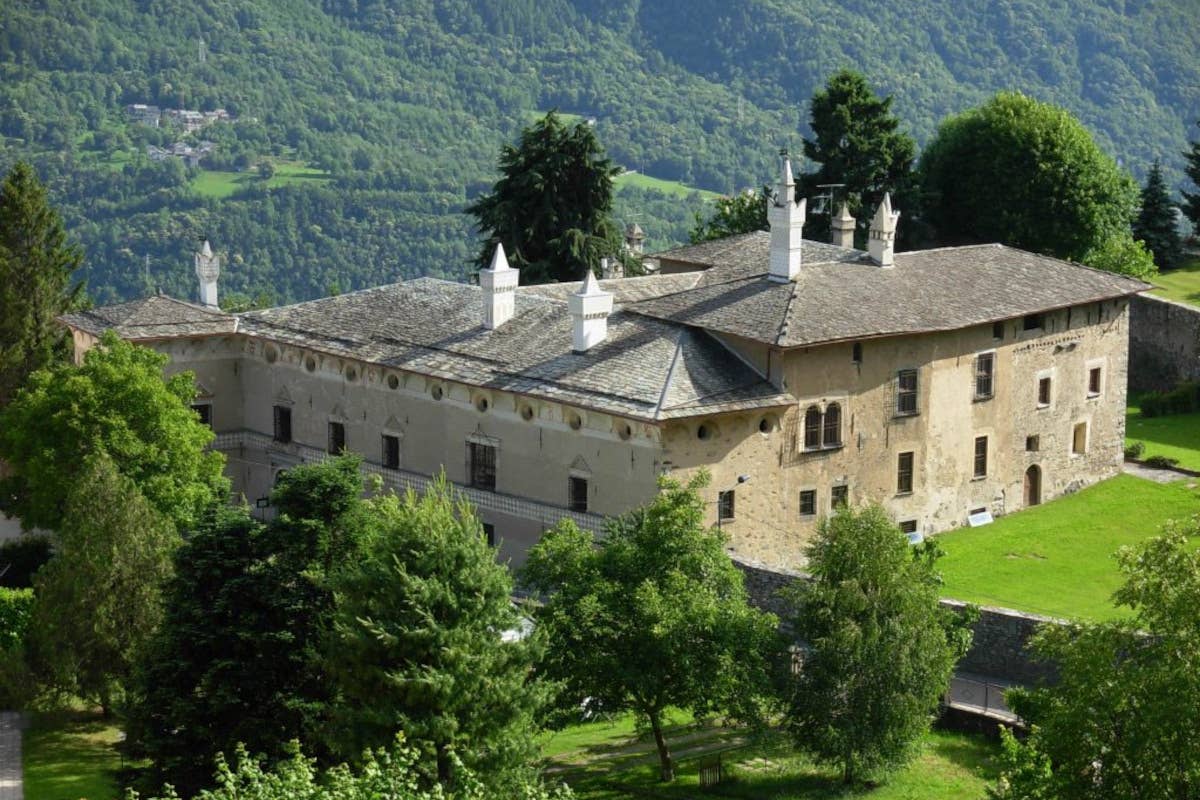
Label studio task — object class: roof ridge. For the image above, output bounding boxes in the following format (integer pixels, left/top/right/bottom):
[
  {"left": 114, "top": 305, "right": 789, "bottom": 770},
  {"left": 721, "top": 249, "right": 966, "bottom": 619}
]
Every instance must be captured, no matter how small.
[
  {"left": 653, "top": 329, "right": 687, "bottom": 419},
  {"left": 776, "top": 279, "right": 800, "bottom": 347}
]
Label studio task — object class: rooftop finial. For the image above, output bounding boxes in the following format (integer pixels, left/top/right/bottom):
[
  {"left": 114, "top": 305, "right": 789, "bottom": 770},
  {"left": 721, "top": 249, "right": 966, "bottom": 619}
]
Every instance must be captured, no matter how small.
[{"left": 480, "top": 242, "right": 518, "bottom": 329}]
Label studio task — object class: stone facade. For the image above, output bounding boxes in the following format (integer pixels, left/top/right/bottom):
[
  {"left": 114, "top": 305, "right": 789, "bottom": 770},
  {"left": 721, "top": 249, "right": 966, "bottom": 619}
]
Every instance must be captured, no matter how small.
[{"left": 1128, "top": 293, "right": 1200, "bottom": 392}]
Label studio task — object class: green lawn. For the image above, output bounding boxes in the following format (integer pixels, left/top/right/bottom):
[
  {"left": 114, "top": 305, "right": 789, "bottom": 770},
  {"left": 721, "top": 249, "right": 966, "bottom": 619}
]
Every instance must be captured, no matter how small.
[
  {"left": 1126, "top": 402, "right": 1200, "bottom": 471},
  {"left": 189, "top": 160, "right": 332, "bottom": 199},
  {"left": 1148, "top": 257, "right": 1200, "bottom": 307},
  {"left": 23, "top": 709, "right": 124, "bottom": 800},
  {"left": 545, "top": 714, "right": 998, "bottom": 800},
  {"left": 937, "top": 474, "right": 1200, "bottom": 620},
  {"left": 614, "top": 170, "right": 719, "bottom": 200}
]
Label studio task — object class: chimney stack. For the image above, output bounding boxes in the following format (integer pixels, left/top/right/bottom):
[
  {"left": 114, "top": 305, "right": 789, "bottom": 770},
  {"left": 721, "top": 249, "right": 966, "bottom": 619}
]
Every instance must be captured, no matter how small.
[
  {"left": 480, "top": 243, "right": 519, "bottom": 330},
  {"left": 624, "top": 222, "right": 646, "bottom": 255},
  {"left": 569, "top": 269, "right": 613, "bottom": 353},
  {"left": 195, "top": 239, "right": 220, "bottom": 308},
  {"left": 831, "top": 202, "right": 856, "bottom": 249},
  {"left": 768, "top": 150, "right": 806, "bottom": 283},
  {"left": 868, "top": 193, "right": 900, "bottom": 268}
]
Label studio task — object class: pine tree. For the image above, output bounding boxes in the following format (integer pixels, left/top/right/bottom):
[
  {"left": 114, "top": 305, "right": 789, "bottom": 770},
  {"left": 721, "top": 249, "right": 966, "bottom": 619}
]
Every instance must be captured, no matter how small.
[
  {"left": 801, "top": 71, "right": 918, "bottom": 246},
  {"left": 0, "top": 162, "right": 83, "bottom": 406},
  {"left": 1183, "top": 121, "right": 1200, "bottom": 237},
  {"left": 1132, "top": 160, "right": 1182, "bottom": 270},
  {"left": 467, "top": 112, "right": 630, "bottom": 285}
]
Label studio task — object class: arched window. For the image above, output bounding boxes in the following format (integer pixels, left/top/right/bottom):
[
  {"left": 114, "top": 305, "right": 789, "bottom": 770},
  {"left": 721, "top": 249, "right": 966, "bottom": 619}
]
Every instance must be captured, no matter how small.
[
  {"left": 804, "top": 406, "right": 822, "bottom": 450},
  {"left": 822, "top": 403, "right": 842, "bottom": 447}
]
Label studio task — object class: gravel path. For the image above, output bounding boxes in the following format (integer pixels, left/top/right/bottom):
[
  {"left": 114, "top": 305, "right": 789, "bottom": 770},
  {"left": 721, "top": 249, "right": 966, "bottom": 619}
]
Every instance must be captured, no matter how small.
[{"left": 0, "top": 713, "right": 22, "bottom": 800}]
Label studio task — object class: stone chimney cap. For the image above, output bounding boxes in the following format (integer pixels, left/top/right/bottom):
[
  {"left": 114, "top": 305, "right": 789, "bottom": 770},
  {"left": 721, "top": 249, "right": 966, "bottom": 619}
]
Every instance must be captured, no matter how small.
[
  {"left": 199, "top": 239, "right": 213, "bottom": 257},
  {"left": 626, "top": 222, "right": 645, "bottom": 238},
  {"left": 578, "top": 268, "right": 606, "bottom": 296},
  {"left": 485, "top": 242, "right": 513, "bottom": 273},
  {"left": 835, "top": 202, "right": 855, "bottom": 223},
  {"left": 871, "top": 193, "right": 900, "bottom": 232}
]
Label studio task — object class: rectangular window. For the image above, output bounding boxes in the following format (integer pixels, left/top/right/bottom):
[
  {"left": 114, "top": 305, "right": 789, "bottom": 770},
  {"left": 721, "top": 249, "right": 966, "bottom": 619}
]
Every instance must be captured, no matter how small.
[
  {"left": 328, "top": 421, "right": 346, "bottom": 454},
  {"left": 569, "top": 476, "right": 589, "bottom": 513},
  {"left": 1088, "top": 367, "right": 1102, "bottom": 397},
  {"left": 897, "top": 451, "right": 914, "bottom": 494},
  {"left": 1073, "top": 422, "right": 1088, "bottom": 455},
  {"left": 974, "top": 353, "right": 995, "bottom": 399},
  {"left": 899, "top": 520, "right": 918, "bottom": 535},
  {"left": 831, "top": 485, "right": 848, "bottom": 509},
  {"left": 1026, "top": 435, "right": 1040, "bottom": 452},
  {"left": 468, "top": 442, "right": 496, "bottom": 491},
  {"left": 1038, "top": 376, "right": 1052, "bottom": 407},
  {"left": 852, "top": 342, "right": 863, "bottom": 363},
  {"left": 382, "top": 434, "right": 400, "bottom": 469},
  {"left": 1023, "top": 313, "right": 1043, "bottom": 331},
  {"left": 896, "top": 369, "right": 919, "bottom": 416},
  {"left": 992, "top": 321, "right": 1005, "bottom": 340},
  {"left": 482, "top": 523, "right": 495, "bottom": 547},
  {"left": 799, "top": 490, "right": 816, "bottom": 517},
  {"left": 273, "top": 405, "right": 292, "bottom": 443},
  {"left": 192, "top": 403, "right": 212, "bottom": 428},
  {"left": 974, "top": 436, "right": 988, "bottom": 478},
  {"left": 717, "top": 490, "right": 735, "bottom": 522}
]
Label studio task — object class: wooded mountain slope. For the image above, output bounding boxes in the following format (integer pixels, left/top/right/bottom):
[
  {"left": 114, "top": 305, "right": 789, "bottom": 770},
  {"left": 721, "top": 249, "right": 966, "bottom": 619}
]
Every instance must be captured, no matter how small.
[{"left": 1, "top": 0, "right": 1195, "bottom": 304}]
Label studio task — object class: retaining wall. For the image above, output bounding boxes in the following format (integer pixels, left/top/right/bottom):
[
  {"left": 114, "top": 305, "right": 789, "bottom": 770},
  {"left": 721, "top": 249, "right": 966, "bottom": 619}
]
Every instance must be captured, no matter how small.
[{"left": 1129, "top": 293, "right": 1200, "bottom": 392}]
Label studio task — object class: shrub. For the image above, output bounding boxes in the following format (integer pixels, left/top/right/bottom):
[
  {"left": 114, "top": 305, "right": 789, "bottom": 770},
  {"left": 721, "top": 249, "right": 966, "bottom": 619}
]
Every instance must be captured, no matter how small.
[
  {"left": 1139, "top": 381, "right": 1200, "bottom": 419},
  {"left": 1145, "top": 455, "right": 1180, "bottom": 469},
  {"left": 0, "top": 535, "right": 52, "bottom": 588},
  {"left": 1124, "top": 442, "right": 1146, "bottom": 459},
  {"left": 0, "top": 587, "right": 33, "bottom": 651}
]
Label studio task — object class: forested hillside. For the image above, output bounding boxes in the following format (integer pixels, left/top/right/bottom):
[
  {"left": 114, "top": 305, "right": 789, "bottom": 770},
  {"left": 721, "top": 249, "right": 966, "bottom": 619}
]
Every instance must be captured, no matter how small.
[{"left": 1, "top": 0, "right": 1196, "bottom": 304}]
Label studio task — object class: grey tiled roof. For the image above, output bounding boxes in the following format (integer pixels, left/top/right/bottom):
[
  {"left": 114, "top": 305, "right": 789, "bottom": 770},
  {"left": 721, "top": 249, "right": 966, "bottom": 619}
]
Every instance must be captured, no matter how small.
[
  {"left": 631, "top": 242, "right": 1151, "bottom": 347},
  {"left": 60, "top": 295, "right": 238, "bottom": 339},
  {"left": 655, "top": 232, "right": 868, "bottom": 281},
  {"left": 238, "top": 279, "right": 792, "bottom": 421},
  {"left": 521, "top": 272, "right": 702, "bottom": 303}
]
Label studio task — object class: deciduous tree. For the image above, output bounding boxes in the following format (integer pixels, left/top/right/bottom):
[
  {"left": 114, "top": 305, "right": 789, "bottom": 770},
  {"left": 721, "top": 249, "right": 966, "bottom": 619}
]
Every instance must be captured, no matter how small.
[
  {"left": 327, "top": 477, "right": 547, "bottom": 791},
  {"left": 521, "top": 472, "right": 780, "bottom": 783},
  {"left": 689, "top": 187, "right": 768, "bottom": 243},
  {"left": 467, "top": 111, "right": 631, "bottom": 284},
  {"left": 0, "top": 161, "right": 83, "bottom": 407},
  {"left": 920, "top": 92, "right": 1137, "bottom": 262},
  {"left": 801, "top": 70, "right": 918, "bottom": 246},
  {"left": 0, "top": 331, "right": 228, "bottom": 533},
  {"left": 784, "top": 504, "right": 973, "bottom": 785},
  {"left": 1183, "top": 121, "right": 1200, "bottom": 235},
  {"left": 1133, "top": 160, "right": 1182, "bottom": 270},
  {"left": 27, "top": 453, "right": 177, "bottom": 714},
  {"left": 1082, "top": 231, "right": 1157, "bottom": 280},
  {"left": 991, "top": 522, "right": 1200, "bottom": 800}
]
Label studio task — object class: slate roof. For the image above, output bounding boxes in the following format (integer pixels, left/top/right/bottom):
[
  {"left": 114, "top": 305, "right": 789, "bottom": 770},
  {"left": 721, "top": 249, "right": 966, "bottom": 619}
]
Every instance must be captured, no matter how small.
[
  {"left": 237, "top": 279, "right": 792, "bottom": 422},
  {"left": 630, "top": 242, "right": 1152, "bottom": 347},
  {"left": 60, "top": 295, "right": 238, "bottom": 339},
  {"left": 654, "top": 231, "right": 868, "bottom": 281}
]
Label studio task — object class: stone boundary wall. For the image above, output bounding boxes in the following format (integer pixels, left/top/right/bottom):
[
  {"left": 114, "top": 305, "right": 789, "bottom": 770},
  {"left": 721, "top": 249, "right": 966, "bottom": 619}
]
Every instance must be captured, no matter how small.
[
  {"left": 1129, "top": 293, "right": 1200, "bottom": 392},
  {"left": 734, "top": 558, "right": 1059, "bottom": 685}
]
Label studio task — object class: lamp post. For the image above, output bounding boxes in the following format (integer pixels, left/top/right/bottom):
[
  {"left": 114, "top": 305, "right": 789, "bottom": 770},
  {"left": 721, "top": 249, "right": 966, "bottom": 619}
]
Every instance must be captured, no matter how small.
[{"left": 716, "top": 474, "right": 751, "bottom": 531}]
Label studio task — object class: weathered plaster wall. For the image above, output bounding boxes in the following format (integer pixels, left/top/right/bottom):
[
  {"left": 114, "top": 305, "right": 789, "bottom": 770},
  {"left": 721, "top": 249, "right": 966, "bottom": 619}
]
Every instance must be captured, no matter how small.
[{"left": 1129, "top": 293, "right": 1200, "bottom": 392}]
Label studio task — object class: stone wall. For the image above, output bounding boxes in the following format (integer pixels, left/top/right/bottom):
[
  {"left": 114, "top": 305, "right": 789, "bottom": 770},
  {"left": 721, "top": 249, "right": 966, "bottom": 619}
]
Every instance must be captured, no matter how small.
[
  {"left": 1129, "top": 294, "right": 1200, "bottom": 392},
  {"left": 735, "top": 558, "right": 1059, "bottom": 685}
]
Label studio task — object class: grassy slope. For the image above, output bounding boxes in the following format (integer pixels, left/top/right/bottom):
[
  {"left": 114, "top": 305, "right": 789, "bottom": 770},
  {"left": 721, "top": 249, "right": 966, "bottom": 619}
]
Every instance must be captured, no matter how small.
[
  {"left": 23, "top": 709, "right": 123, "bottom": 800},
  {"left": 937, "top": 474, "right": 1200, "bottom": 620},
  {"left": 614, "top": 171, "right": 720, "bottom": 200},
  {"left": 1126, "top": 400, "right": 1200, "bottom": 472},
  {"left": 1148, "top": 257, "right": 1200, "bottom": 307},
  {"left": 189, "top": 161, "right": 333, "bottom": 200}
]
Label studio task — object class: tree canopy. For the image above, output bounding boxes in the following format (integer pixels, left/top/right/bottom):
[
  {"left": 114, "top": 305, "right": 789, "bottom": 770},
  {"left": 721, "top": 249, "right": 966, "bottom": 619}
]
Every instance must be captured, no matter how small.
[
  {"left": 521, "top": 472, "right": 780, "bottom": 782},
  {"left": 1082, "top": 231, "right": 1157, "bottom": 281},
  {"left": 992, "top": 522, "right": 1200, "bottom": 800},
  {"left": 920, "top": 92, "right": 1137, "bottom": 262},
  {"left": 784, "top": 504, "right": 974, "bottom": 785},
  {"left": 801, "top": 70, "right": 918, "bottom": 246},
  {"left": 1184, "top": 122, "right": 1200, "bottom": 236},
  {"left": 466, "top": 112, "right": 630, "bottom": 284},
  {"left": 0, "top": 331, "right": 228, "bottom": 533},
  {"left": 1132, "top": 159, "right": 1182, "bottom": 270},
  {"left": 689, "top": 187, "right": 768, "bottom": 243},
  {"left": 0, "top": 161, "right": 82, "bottom": 406}
]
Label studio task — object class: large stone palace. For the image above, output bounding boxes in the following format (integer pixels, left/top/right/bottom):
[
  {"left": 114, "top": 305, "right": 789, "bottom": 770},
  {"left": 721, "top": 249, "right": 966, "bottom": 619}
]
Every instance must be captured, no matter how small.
[{"left": 60, "top": 156, "right": 1150, "bottom": 570}]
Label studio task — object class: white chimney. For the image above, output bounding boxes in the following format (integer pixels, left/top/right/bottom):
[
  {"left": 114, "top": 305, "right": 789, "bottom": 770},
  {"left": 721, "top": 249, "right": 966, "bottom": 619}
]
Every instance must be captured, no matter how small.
[
  {"left": 569, "top": 269, "right": 613, "bottom": 353},
  {"left": 480, "top": 243, "right": 519, "bottom": 329},
  {"left": 195, "top": 240, "right": 220, "bottom": 308},
  {"left": 832, "top": 202, "right": 856, "bottom": 249},
  {"left": 768, "top": 150, "right": 806, "bottom": 283},
  {"left": 868, "top": 193, "right": 900, "bottom": 268}
]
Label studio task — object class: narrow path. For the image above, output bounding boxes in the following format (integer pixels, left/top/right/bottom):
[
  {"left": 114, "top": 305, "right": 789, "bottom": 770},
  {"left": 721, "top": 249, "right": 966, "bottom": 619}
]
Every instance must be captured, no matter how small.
[
  {"left": 0, "top": 713, "right": 23, "bottom": 800},
  {"left": 1123, "top": 461, "right": 1195, "bottom": 483}
]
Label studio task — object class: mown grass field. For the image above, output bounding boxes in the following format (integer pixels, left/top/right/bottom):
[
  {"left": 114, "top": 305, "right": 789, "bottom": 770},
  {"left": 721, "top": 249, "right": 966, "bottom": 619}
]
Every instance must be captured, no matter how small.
[
  {"left": 1126, "top": 401, "right": 1200, "bottom": 472},
  {"left": 614, "top": 170, "right": 720, "bottom": 200},
  {"left": 189, "top": 160, "right": 332, "bottom": 199},
  {"left": 1148, "top": 256, "right": 1200, "bottom": 307},
  {"left": 543, "top": 712, "right": 998, "bottom": 800},
  {"left": 22, "top": 709, "right": 123, "bottom": 800},
  {"left": 936, "top": 474, "right": 1200, "bottom": 620}
]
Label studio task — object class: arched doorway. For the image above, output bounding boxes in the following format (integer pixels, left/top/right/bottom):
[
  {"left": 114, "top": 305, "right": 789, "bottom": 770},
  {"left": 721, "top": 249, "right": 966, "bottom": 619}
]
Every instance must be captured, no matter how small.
[{"left": 1024, "top": 465, "right": 1042, "bottom": 507}]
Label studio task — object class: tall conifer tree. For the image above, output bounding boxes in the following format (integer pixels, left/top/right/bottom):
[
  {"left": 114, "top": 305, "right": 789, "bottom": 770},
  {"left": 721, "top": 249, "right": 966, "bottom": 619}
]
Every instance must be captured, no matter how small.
[
  {"left": 1132, "top": 160, "right": 1182, "bottom": 270},
  {"left": 1183, "top": 121, "right": 1200, "bottom": 237},
  {"left": 0, "top": 162, "right": 82, "bottom": 406}
]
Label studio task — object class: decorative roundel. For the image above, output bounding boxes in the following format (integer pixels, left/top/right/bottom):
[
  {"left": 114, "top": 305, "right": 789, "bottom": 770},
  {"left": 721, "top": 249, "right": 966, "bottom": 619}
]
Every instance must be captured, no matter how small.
[
  {"left": 475, "top": 396, "right": 490, "bottom": 413},
  {"left": 431, "top": 384, "right": 444, "bottom": 401},
  {"left": 567, "top": 411, "right": 582, "bottom": 431},
  {"left": 304, "top": 355, "right": 318, "bottom": 372},
  {"left": 264, "top": 345, "right": 278, "bottom": 364},
  {"left": 520, "top": 404, "right": 535, "bottom": 421},
  {"left": 387, "top": 373, "right": 400, "bottom": 390}
]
